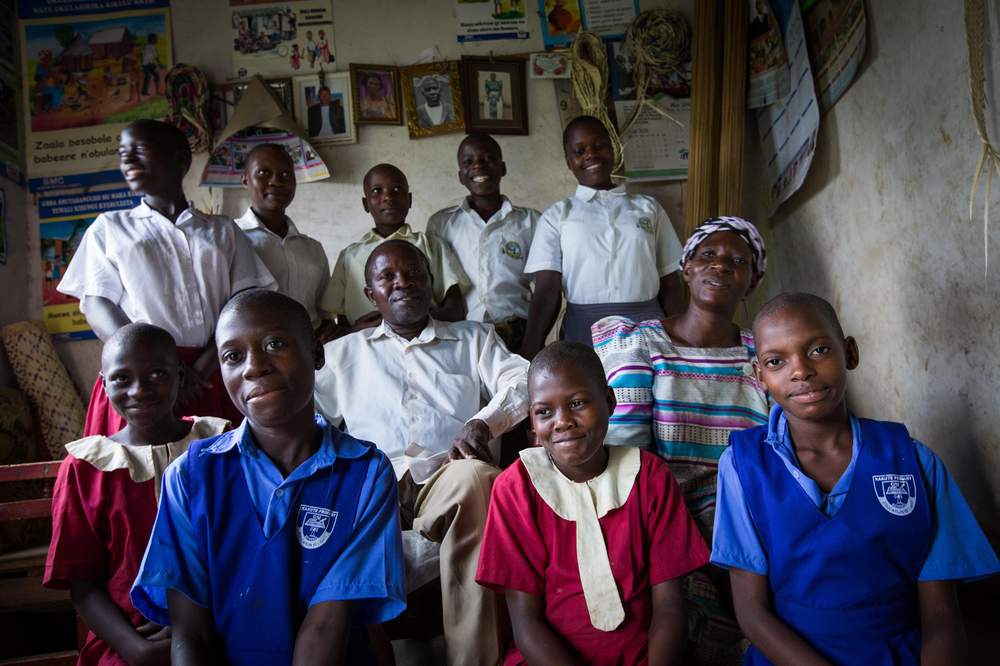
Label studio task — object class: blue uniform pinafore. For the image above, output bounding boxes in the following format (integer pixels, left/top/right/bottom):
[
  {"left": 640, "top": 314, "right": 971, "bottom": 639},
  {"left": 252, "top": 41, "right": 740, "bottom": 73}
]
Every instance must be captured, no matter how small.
[
  {"left": 184, "top": 435, "right": 370, "bottom": 665},
  {"left": 730, "top": 418, "right": 932, "bottom": 665}
]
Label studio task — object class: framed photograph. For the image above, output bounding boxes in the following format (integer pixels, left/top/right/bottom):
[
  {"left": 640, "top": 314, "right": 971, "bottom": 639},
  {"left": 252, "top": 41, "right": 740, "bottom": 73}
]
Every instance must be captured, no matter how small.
[
  {"left": 460, "top": 56, "right": 528, "bottom": 135},
  {"left": 400, "top": 61, "right": 465, "bottom": 139},
  {"left": 529, "top": 52, "right": 571, "bottom": 79},
  {"left": 211, "top": 77, "right": 293, "bottom": 134},
  {"left": 349, "top": 63, "right": 402, "bottom": 125},
  {"left": 293, "top": 71, "right": 356, "bottom": 145}
]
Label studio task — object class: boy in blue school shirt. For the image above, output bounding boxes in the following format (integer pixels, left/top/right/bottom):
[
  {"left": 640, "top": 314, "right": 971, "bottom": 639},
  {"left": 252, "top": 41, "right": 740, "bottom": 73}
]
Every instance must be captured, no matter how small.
[
  {"left": 711, "top": 292, "right": 1000, "bottom": 666},
  {"left": 131, "top": 289, "right": 405, "bottom": 665}
]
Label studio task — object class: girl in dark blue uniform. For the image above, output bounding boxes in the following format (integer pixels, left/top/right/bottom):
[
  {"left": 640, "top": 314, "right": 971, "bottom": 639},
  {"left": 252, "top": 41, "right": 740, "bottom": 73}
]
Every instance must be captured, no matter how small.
[{"left": 711, "top": 292, "right": 999, "bottom": 665}]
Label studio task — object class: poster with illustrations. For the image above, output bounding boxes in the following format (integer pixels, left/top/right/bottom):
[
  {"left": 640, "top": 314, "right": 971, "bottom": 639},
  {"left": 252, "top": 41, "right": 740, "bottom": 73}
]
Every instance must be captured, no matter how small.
[
  {"left": 747, "top": 0, "right": 789, "bottom": 108},
  {"left": 754, "top": 0, "right": 819, "bottom": 214},
  {"left": 1, "top": 0, "right": 20, "bottom": 183},
  {"left": 38, "top": 188, "right": 142, "bottom": 339},
  {"left": 456, "top": 0, "right": 529, "bottom": 42},
  {"left": 802, "top": 0, "right": 866, "bottom": 112},
  {"left": 538, "top": 0, "right": 639, "bottom": 48},
  {"left": 19, "top": 0, "right": 172, "bottom": 192},
  {"left": 230, "top": 0, "right": 334, "bottom": 78}
]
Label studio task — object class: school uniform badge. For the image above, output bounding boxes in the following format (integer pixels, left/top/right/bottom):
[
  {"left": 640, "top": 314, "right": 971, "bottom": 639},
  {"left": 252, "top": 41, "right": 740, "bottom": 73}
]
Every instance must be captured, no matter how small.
[
  {"left": 872, "top": 474, "right": 917, "bottom": 516},
  {"left": 501, "top": 240, "right": 524, "bottom": 260},
  {"left": 637, "top": 217, "right": 655, "bottom": 234},
  {"left": 296, "top": 504, "right": 338, "bottom": 549}
]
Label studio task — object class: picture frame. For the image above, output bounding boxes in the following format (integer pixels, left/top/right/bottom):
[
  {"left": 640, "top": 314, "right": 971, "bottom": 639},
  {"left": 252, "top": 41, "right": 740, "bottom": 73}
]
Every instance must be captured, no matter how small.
[
  {"left": 400, "top": 61, "right": 465, "bottom": 139},
  {"left": 293, "top": 71, "right": 356, "bottom": 145},
  {"left": 211, "top": 77, "right": 294, "bottom": 134},
  {"left": 349, "top": 63, "right": 402, "bottom": 125},
  {"left": 460, "top": 56, "right": 528, "bottom": 136}
]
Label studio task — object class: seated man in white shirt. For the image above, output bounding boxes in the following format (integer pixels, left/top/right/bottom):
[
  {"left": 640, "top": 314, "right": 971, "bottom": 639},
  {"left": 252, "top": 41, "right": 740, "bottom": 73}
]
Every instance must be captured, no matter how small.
[
  {"left": 236, "top": 143, "right": 336, "bottom": 341},
  {"left": 314, "top": 239, "right": 528, "bottom": 666}
]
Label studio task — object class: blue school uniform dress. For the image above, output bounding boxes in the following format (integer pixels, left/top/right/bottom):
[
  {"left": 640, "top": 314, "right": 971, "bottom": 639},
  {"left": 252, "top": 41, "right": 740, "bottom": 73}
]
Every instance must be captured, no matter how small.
[
  {"left": 711, "top": 405, "right": 1000, "bottom": 666},
  {"left": 131, "top": 414, "right": 406, "bottom": 665}
]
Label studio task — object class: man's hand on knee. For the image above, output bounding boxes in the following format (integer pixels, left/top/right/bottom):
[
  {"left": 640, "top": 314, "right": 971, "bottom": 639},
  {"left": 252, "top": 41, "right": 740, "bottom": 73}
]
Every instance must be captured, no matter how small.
[{"left": 448, "top": 419, "right": 495, "bottom": 466}]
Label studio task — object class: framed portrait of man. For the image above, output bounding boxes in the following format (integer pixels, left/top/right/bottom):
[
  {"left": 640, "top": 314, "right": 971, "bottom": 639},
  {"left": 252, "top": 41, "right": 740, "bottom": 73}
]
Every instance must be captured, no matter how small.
[
  {"left": 460, "top": 56, "right": 528, "bottom": 135},
  {"left": 400, "top": 61, "right": 465, "bottom": 139},
  {"left": 293, "top": 71, "right": 355, "bottom": 145}
]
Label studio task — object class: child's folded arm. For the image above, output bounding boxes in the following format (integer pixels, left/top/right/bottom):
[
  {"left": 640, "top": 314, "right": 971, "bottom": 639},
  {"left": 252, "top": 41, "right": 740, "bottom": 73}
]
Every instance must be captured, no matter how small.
[
  {"left": 730, "top": 568, "right": 833, "bottom": 666},
  {"left": 130, "top": 453, "right": 210, "bottom": 626},
  {"left": 292, "top": 600, "right": 351, "bottom": 666},
  {"left": 505, "top": 588, "right": 577, "bottom": 666},
  {"left": 308, "top": 454, "right": 406, "bottom": 626},
  {"left": 71, "top": 579, "right": 169, "bottom": 666},
  {"left": 917, "top": 580, "right": 966, "bottom": 666},
  {"left": 167, "top": 588, "right": 220, "bottom": 666},
  {"left": 709, "top": 448, "right": 769, "bottom": 575},
  {"left": 648, "top": 579, "right": 685, "bottom": 666}
]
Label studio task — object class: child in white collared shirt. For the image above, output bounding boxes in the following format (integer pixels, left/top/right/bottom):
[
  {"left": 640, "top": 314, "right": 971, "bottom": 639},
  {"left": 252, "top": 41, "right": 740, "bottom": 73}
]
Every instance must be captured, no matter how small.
[{"left": 521, "top": 116, "right": 684, "bottom": 357}]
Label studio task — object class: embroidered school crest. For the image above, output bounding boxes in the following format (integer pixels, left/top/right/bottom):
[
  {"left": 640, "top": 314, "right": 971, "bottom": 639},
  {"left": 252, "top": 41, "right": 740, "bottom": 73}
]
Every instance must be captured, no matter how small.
[
  {"left": 296, "top": 504, "right": 338, "bottom": 549},
  {"left": 636, "top": 217, "right": 654, "bottom": 234},
  {"left": 872, "top": 474, "right": 917, "bottom": 516},
  {"left": 501, "top": 240, "right": 524, "bottom": 260}
]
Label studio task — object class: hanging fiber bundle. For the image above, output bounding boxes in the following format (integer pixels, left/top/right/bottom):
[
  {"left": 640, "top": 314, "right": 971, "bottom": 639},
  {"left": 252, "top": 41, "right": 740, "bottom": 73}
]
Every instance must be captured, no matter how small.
[
  {"left": 165, "top": 64, "right": 211, "bottom": 154},
  {"left": 570, "top": 30, "right": 623, "bottom": 173}
]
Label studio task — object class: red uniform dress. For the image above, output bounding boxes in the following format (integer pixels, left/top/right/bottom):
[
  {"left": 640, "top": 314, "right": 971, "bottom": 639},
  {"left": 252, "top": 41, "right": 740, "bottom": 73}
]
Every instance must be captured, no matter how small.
[
  {"left": 477, "top": 447, "right": 709, "bottom": 665},
  {"left": 43, "top": 417, "right": 228, "bottom": 665}
]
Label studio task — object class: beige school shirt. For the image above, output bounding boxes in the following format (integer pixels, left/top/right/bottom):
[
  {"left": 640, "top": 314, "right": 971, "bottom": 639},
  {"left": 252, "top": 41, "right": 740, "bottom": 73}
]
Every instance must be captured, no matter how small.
[
  {"left": 427, "top": 196, "right": 539, "bottom": 323},
  {"left": 320, "top": 224, "right": 470, "bottom": 324}
]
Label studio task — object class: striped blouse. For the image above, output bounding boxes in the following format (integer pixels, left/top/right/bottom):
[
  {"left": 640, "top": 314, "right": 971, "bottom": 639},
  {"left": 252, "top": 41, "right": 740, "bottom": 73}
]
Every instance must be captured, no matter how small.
[{"left": 592, "top": 316, "right": 768, "bottom": 539}]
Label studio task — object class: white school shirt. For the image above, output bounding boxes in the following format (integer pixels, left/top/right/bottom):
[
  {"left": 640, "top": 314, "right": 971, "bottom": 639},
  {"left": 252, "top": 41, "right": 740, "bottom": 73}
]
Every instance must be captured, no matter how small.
[
  {"left": 427, "top": 196, "right": 539, "bottom": 322},
  {"left": 523, "top": 185, "right": 683, "bottom": 305},
  {"left": 314, "top": 318, "right": 529, "bottom": 481},
  {"left": 236, "top": 208, "right": 330, "bottom": 326},
  {"left": 57, "top": 202, "right": 276, "bottom": 347}
]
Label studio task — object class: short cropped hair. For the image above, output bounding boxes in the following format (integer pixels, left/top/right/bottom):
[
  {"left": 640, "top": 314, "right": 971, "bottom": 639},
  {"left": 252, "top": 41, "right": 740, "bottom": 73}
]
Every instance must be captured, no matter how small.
[
  {"left": 562, "top": 115, "right": 609, "bottom": 149},
  {"left": 528, "top": 341, "right": 608, "bottom": 391},
  {"left": 102, "top": 323, "right": 177, "bottom": 368},
  {"left": 219, "top": 289, "right": 314, "bottom": 342},
  {"left": 362, "top": 163, "right": 408, "bottom": 191},
  {"left": 363, "top": 239, "right": 433, "bottom": 287},
  {"left": 244, "top": 143, "right": 293, "bottom": 172},
  {"left": 125, "top": 119, "right": 192, "bottom": 172},
  {"left": 753, "top": 292, "right": 845, "bottom": 339},
  {"left": 458, "top": 133, "right": 502, "bottom": 161}
]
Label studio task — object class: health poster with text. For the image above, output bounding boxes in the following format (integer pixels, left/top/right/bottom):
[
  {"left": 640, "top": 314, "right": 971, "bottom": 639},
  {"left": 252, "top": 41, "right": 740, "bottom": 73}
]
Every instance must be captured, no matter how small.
[
  {"left": 39, "top": 188, "right": 142, "bottom": 339},
  {"left": 19, "top": 0, "right": 172, "bottom": 192}
]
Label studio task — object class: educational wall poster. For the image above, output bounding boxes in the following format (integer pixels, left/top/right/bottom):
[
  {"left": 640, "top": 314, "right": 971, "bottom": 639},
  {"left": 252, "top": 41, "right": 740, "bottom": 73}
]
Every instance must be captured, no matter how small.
[
  {"left": 18, "top": 0, "right": 172, "bottom": 192},
  {"left": 0, "top": 188, "right": 6, "bottom": 265},
  {"left": 802, "top": 0, "right": 866, "bottom": 113},
  {"left": 609, "top": 39, "right": 690, "bottom": 181},
  {"left": 39, "top": 188, "right": 143, "bottom": 340},
  {"left": 538, "top": 0, "right": 639, "bottom": 48},
  {"left": 230, "top": 0, "right": 334, "bottom": 78},
  {"left": 747, "top": 0, "right": 789, "bottom": 109},
  {"left": 754, "top": 0, "right": 819, "bottom": 215},
  {"left": 1, "top": 0, "right": 21, "bottom": 183},
  {"left": 456, "top": 0, "right": 529, "bottom": 43}
]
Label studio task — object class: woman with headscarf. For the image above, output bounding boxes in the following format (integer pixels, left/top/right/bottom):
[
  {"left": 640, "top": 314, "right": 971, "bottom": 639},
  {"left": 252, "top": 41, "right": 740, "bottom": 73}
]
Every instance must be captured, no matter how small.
[{"left": 592, "top": 216, "right": 769, "bottom": 665}]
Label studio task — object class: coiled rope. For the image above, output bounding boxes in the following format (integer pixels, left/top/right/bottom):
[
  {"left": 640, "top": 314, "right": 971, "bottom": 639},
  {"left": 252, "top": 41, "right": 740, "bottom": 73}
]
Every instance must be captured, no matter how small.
[
  {"left": 964, "top": 0, "right": 999, "bottom": 276},
  {"left": 620, "top": 8, "right": 691, "bottom": 136}
]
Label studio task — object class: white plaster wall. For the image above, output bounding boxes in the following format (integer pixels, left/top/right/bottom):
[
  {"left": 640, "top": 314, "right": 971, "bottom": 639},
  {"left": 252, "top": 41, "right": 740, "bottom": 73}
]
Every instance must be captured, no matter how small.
[{"left": 745, "top": 1, "right": 1000, "bottom": 537}]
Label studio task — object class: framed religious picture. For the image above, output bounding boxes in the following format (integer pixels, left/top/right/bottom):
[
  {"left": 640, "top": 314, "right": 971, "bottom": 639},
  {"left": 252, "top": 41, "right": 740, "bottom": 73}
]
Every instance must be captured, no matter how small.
[
  {"left": 293, "top": 71, "right": 356, "bottom": 145},
  {"left": 349, "top": 63, "right": 402, "bottom": 125},
  {"left": 460, "top": 56, "right": 528, "bottom": 135},
  {"left": 400, "top": 61, "right": 465, "bottom": 139}
]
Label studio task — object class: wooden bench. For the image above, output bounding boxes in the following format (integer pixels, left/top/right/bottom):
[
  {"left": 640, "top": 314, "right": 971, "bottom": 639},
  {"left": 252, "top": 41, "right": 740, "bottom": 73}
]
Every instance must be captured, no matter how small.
[{"left": 0, "top": 461, "right": 78, "bottom": 665}]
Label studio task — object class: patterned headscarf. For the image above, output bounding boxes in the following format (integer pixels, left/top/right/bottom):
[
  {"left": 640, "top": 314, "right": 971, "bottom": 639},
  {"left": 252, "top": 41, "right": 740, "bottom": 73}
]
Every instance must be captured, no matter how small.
[{"left": 680, "top": 216, "right": 767, "bottom": 284}]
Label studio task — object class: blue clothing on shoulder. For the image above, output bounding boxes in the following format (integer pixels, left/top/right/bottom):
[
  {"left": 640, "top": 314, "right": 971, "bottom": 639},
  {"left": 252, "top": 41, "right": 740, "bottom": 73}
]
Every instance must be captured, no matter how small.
[
  {"left": 711, "top": 405, "right": 1000, "bottom": 666},
  {"left": 131, "top": 414, "right": 406, "bottom": 662}
]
